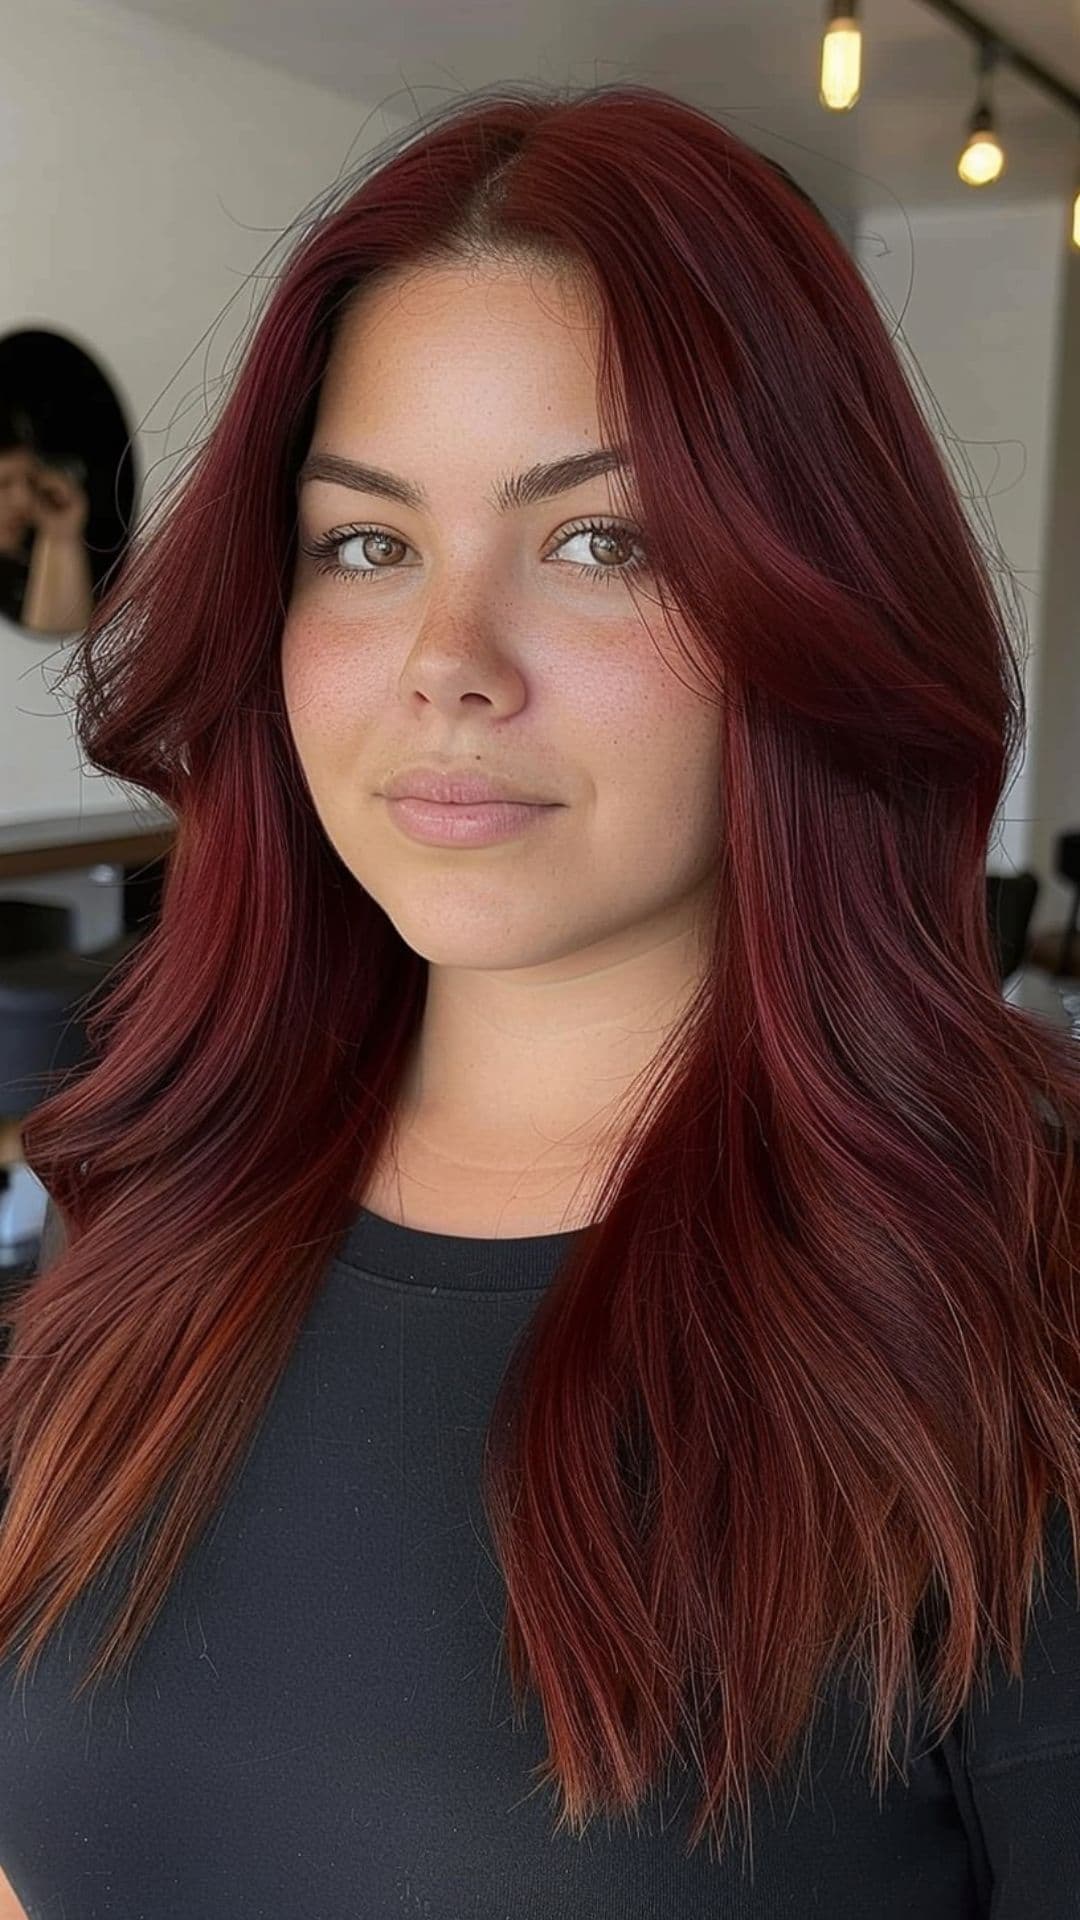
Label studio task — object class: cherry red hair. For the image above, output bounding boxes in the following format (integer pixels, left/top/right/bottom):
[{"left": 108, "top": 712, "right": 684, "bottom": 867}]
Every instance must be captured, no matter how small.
[{"left": 4, "top": 82, "right": 1080, "bottom": 1860}]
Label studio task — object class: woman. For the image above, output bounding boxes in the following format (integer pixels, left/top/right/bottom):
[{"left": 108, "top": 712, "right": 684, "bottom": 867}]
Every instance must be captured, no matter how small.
[{"left": 1, "top": 81, "right": 1078, "bottom": 1918}]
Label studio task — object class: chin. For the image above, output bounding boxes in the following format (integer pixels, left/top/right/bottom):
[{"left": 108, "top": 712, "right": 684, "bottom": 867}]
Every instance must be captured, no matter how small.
[{"left": 379, "top": 899, "right": 584, "bottom": 973}]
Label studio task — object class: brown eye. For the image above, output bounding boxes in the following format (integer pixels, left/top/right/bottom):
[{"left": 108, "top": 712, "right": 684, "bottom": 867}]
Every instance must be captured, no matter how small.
[
  {"left": 345, "top": 531, "right": 405, "bottom": 568},
  {"left": 299, "top": 525, "right": 414, "bottom": 580},
  {"left": 548, "top": 518, "right": 648, "bottom": 585}
]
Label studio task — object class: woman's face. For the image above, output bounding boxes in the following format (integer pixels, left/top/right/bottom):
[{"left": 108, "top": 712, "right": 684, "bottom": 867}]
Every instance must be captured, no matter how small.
[{"left": 281, "top": 258, "right": 721, "bottom": 976}]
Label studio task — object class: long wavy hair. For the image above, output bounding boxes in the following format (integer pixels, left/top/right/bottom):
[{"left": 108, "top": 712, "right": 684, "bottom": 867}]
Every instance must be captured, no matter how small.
[{"left": 4, "top": 81, "right": 1080, "bottom": 1859}]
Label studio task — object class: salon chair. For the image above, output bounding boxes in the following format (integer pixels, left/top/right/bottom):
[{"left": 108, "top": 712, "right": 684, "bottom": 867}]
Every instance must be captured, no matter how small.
[{"left": 0, "top": 858, "right": 166, "bottom": 1285}]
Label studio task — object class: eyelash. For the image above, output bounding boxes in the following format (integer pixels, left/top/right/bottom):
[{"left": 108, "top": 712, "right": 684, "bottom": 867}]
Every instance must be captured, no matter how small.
[{"left": 297, "top": 516, "right": 648, "bottom": 588}]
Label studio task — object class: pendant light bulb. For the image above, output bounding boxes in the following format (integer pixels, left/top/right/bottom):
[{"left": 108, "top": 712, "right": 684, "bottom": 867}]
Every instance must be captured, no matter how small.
[
  {"left": 958, "top": 111, "right": 1006, "bottom": 186},
  {"left": 820, "top": 0, "right": 861, "bottom": 111},
  {"left": 959, "top": 42, "right": 1006, "bottom": 188}
]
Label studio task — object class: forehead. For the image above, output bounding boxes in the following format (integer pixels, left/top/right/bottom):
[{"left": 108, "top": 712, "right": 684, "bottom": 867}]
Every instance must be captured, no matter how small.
[
  {"left": 315, "top": 260, "right": 607, "bottom": 433},
  {"left": 340, "top": 255, "right": 601, "bottom": 335}
]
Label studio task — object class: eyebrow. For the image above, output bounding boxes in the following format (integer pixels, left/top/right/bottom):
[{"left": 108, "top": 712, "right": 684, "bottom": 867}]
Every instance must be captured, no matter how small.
[{"left": 295, "top": 445, "right": 631, "bottom": 515}]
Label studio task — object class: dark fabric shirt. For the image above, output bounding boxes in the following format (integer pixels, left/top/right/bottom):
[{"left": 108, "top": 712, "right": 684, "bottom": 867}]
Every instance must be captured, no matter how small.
[{"left": 1, "top": 1200, "right": 1079, "bottom": 1918}]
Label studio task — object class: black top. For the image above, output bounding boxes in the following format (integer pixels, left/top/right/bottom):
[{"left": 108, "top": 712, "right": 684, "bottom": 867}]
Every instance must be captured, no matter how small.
[{"left": 1, "top": 1202, "right": 1079, "bottom": 1918}]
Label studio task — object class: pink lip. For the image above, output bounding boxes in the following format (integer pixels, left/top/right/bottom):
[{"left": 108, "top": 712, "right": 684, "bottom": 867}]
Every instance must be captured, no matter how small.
[
  {"left": 383, "top": 795, "right": 559, "bottom": 848},
  {"left": 380, "top": 768, "right": 550, "bottom": 805}
]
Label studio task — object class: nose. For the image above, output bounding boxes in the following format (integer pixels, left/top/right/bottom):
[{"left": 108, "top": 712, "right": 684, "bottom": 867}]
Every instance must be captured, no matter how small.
[{"left": 397, "top": 582, "right": 532, "bottom": 711}]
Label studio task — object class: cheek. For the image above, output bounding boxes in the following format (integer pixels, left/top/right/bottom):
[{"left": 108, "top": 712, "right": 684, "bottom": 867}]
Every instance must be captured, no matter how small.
[
  {"left": 280, "top": 612, "right": 384, "bottom": 757},
  {"left": 587, "top": 637, "right": 719, "bottom": 795},
  {"left": 641, "top": 718, "right": 721, "bottom": 857},
  {"left": 600, "top": 647, "right": 721, "bottom": 862}
]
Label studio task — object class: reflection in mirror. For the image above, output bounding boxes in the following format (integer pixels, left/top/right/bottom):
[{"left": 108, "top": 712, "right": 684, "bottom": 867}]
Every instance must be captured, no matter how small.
[{"left": 0, "top": 329, "right": 136, "bottom": 638}]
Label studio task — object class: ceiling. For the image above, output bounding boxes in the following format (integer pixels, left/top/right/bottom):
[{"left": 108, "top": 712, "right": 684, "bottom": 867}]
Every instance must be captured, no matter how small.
[{"left": 111, "top": 0, "right": 1079, "bottom": 216}]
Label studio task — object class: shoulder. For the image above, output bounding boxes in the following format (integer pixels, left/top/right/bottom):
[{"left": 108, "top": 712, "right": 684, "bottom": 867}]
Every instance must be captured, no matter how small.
[
  {"left": 958, "top": 1496, "right": 1080, "bottom": 1774},
  {"left": 936, "top": 1498, "right": 1080, "bottom": 1906}
]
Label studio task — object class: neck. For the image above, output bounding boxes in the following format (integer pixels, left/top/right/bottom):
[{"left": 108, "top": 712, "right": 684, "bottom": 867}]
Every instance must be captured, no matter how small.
[{"left": 397, "top": 896, "right": 711, "bottom": 1181}]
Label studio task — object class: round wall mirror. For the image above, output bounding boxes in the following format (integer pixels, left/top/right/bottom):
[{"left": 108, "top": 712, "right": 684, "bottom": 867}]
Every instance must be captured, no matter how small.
[{"left": 0, "top": 328, "right": 137, "bottom": 637}]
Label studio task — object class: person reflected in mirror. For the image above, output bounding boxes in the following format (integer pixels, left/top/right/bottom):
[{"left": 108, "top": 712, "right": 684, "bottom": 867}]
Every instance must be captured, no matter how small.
[{"left": 0, "top": 409, "right": 93, "bottom": 635}]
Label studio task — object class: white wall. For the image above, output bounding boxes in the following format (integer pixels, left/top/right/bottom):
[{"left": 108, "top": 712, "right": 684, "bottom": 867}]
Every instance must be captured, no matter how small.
[
  {"left": 1028, "top": 241, "right": 1080, "bottom": 940},
  {"left": 0, "top": 0, "right": 378, "bottom": 828},
  {"left": 856, "top": 195, "right": 1074, "bottom": 925}
]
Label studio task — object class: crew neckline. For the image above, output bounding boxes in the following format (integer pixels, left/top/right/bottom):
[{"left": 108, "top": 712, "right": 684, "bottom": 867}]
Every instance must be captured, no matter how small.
[{"left": 335, "top": 1201, "right": 589, "bottom": 1291}]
